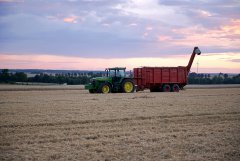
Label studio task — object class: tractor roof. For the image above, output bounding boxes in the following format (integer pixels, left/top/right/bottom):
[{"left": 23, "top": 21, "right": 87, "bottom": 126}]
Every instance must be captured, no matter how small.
[{"left": 106, "top": 67, "right": 126, "bottom": 70}]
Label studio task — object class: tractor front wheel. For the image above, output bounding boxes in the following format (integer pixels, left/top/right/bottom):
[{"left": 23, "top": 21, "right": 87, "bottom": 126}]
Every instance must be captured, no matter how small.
[
  {"left": 98, "top": 83, "right": 111, "bottom": 94},
  {"left": 122, "top": 79, "right": 135, "bottom": 93}
]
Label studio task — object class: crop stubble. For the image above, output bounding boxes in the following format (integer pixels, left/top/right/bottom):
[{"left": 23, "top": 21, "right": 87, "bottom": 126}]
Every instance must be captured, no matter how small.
[{"left": 0, "top": 86, "right": 240, "bottom": 160}]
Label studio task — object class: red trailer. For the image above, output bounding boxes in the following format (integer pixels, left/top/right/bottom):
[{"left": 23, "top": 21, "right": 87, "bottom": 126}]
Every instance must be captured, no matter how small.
[{"left": 134, "top": 47, "right": 201, "bottom": 92}]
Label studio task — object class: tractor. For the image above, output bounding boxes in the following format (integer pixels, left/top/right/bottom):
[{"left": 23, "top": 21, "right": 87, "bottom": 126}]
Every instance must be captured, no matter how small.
[{"left": 85, "top": 67, "right": 135, "bottom": 94}]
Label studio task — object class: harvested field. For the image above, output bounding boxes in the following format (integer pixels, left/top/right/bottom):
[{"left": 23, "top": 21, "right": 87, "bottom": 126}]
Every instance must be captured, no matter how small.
[
  {"left": 0, "top": 85, "right": 240, "bottom": 160},
  {"left": 1, "top": 84, "right": 240, "bottom": 91}
]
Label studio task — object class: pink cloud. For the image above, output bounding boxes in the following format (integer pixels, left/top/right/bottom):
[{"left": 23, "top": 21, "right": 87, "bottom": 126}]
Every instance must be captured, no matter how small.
[
  {"left": 158, "top": 35, "right": 172, "bottom": 41},
  {"left": 170, "top": 19, "right": 240, "bottom": 48},
  {"left": 63, "top": 15, "right": 83, "bottom": 23},
  {"left": 1, "top": 52, "right": 239, "bottom": 73}
]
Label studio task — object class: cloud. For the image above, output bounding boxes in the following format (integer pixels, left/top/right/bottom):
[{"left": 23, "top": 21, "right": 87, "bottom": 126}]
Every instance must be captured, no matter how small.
[
  {"left": 114, "top": 0, "right": 190, "bottom": 26},
  {"left": 168, "top": 19, "right": 240, "bottom": 49},
  {"left": 146, "top": 26, "right": 153, "bottom": 31},
  {"left": 1, "top": 52, "right": 239, "bottom": 73},
  {"left": 229, "top": 59, "right": 240, "bottom": 63},
  {"left": 158, "top": 35, "right": 171, "bottom": 41},
  {"left": 0, "top": 0, "right": 24, "bottom": 2},
  {"left": 159, "top": 0, "right": 240, "bottom": 28},
  {"left": 0, "top": 0, "right": 239, "bottom": 60},
  {"left": 63, "top": 15, "right": 83, "bottom": 23},
  {"left": 0, "top": 53, "right": 190, "bottom": 70},
  {"left": 129, "top": 23, "right": 138, "bottom": 27}
]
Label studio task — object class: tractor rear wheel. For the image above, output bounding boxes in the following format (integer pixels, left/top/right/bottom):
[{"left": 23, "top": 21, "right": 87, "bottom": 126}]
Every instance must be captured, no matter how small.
[
  {"left": 162, "top": 84, "right": 171, "bottom": 92},
  {"left": 122, "top": 79, "right": 135, "bottom": 93},
  {"left": 98, "top": 83, "right": 111, "bottom": 94},
  {"left": 171, "top": 84, "right": 180, "bottom": 92}
]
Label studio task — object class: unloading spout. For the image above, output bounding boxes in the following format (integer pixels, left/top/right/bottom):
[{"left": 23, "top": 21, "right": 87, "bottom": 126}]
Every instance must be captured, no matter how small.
[{"left": 186, "top": 47, "right": 201, "bottom": 74}]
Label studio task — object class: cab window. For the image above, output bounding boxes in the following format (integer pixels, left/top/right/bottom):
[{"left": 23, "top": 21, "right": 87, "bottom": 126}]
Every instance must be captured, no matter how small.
[
  {"left": 109, "top": 70, "right": 115, "bottom": 77},
  {"left": 116, "top": 70, "right": 125, "bottom": 77}
]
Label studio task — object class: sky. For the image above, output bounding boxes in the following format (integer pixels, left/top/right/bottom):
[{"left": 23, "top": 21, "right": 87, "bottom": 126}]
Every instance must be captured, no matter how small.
[{"left": 0, "top": 0, "right": 240, "bottom": 73}]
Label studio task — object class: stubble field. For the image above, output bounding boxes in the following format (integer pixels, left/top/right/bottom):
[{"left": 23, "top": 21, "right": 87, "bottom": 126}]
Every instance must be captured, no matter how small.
[{"left": 0, "top": 85, "right": 240, "bottom": 160}]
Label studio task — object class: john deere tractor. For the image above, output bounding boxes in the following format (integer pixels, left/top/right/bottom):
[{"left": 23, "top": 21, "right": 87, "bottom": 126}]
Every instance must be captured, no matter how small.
[{"left": 85, "top": 67, "right": 135, "bottom": 94}]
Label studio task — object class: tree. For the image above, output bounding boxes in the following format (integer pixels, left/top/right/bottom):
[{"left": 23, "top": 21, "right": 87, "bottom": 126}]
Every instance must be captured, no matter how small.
[
  {"left": 0, "top": 69, "right": 10, "bottom": 83},
  {"left": 223, "top": 74, "right": 228, "bottom": 79},
  {"left": 189, "top": 72, "right": 197, "bottom": 78},
  {"left": 218, "top": 72, "right": 223, "bottom": 78},
  {"left": 212, "top": 76, "right": 224, "bottom": 84},
  {"left": 232, "top": 74, "right": 240, "bottom": 84},
  {"left": 14, "top": 72, "right": 27, "bottom": 82}
]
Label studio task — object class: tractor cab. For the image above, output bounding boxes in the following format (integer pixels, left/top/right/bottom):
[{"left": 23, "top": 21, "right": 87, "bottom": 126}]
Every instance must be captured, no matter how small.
[
  {"left": 106, "top": 67, "right": 126, "bottom": 88},
  {"left": 105, "top": 67, "right": 126, "bottom": 83},
  {"left": 106, "top": 67, "right": 126, "bottom": 78}
]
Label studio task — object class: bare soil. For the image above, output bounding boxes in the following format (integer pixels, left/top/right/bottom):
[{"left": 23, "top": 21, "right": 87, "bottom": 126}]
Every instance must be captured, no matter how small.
[{"left": 0, "top": 86, "right": 239, "bottom": 160}]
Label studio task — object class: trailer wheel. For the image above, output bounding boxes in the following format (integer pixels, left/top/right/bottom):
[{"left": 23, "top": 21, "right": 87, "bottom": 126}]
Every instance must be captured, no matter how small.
[
  {"left": 122, "top": 79, "right": 135, "bottom": 93},
  {"left": 98, "top": 83, "right": 111, "bottom": 94},
  {"left": 172, "top": 84, "right": 180, "bottom": 92},
  {"left": 162, "top": 84, "right": 171, "bottom": 92}
]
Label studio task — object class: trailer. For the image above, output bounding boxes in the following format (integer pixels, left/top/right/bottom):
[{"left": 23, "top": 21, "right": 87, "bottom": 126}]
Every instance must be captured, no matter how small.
[{"left": 134, "top": 47, "right": 201, "bottom": 92}]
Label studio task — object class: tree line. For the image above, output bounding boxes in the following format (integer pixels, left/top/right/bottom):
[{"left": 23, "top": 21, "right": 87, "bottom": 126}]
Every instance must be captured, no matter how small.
[
  {"left": 188, "top": 72, "right": 240, "bottom": 84},
  {"left": 0, "top": 69, "right": 240, "bottom": 84},
  {"left": 0, "top": 69, "right": 91, "bottom": 85}
]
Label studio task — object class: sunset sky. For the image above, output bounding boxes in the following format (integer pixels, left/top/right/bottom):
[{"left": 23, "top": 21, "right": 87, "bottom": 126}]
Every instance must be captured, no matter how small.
[{"left": 0, "top": 0, "right": 240, "bottom": 73}]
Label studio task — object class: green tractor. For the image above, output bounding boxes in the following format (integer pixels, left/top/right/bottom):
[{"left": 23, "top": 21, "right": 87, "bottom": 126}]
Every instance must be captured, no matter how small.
[{"left": 85, "top": 67, "right": 135, "bottom": 94}]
